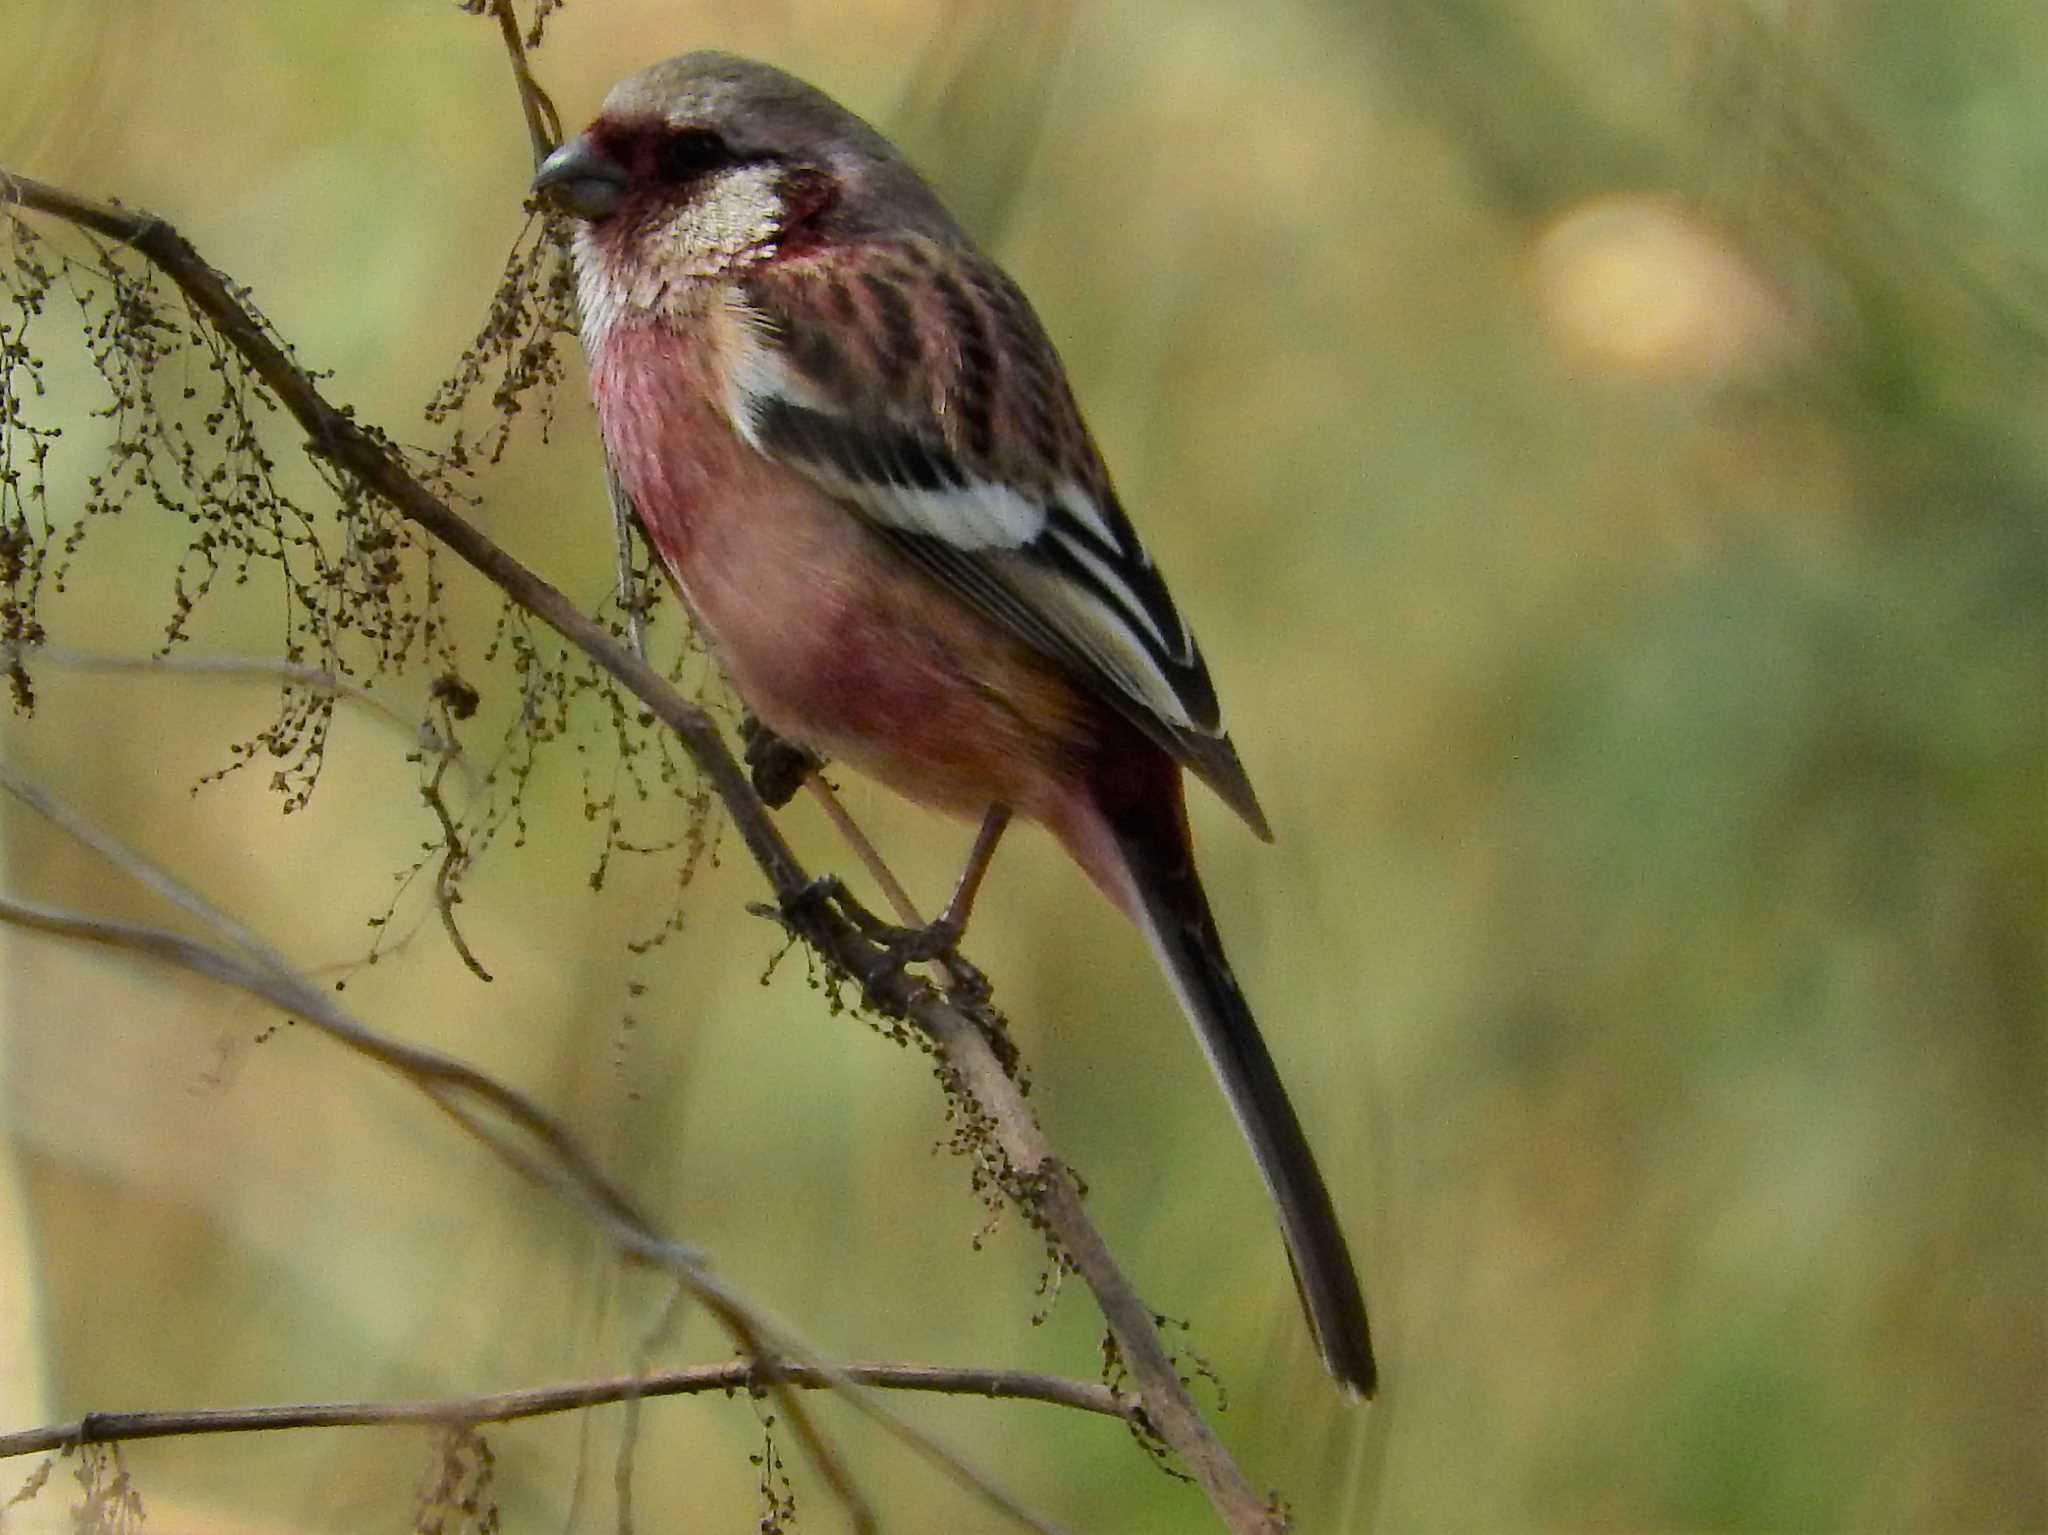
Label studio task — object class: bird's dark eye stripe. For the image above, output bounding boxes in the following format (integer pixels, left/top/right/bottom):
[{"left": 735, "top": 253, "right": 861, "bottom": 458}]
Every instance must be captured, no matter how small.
[{"left": 657, "top": 126, "right": 738, "bottom": 181}]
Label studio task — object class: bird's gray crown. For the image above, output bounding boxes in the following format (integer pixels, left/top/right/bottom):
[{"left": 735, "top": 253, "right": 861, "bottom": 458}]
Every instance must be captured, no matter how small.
[{"left": 598, "top": 51, "right": 963, "bottom": 243}]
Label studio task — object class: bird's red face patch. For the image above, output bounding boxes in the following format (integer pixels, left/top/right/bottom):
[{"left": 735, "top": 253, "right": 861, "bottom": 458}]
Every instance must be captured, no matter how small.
[
  {"left": 578, "top": 116, "right": 838, "bottom": 262},
  {"left": 587, "top": 119, "right": 739, "bottom": 192}
]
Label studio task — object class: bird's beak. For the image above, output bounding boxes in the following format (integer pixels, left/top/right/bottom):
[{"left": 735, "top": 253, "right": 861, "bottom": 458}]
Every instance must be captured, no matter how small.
[{"left": 532, "top": 135, "right": 630, "bottom": 220}]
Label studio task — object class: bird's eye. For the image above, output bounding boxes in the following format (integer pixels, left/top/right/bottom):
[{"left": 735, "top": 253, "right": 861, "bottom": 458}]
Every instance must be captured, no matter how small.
[{"left": 659, "top": 128, "right": 735, "bottom": 182}]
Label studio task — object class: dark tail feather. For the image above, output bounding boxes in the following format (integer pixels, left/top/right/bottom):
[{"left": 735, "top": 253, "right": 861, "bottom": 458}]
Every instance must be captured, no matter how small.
[{"left": 1112, "top": 812, "right": 1378, "bottom": 1398}]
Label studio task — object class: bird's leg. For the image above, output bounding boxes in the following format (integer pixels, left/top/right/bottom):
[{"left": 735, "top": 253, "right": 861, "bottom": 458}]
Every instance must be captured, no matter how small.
[
  {"left": 860, "top": 804, "right": 1012, "bottom": 962},
  {"left": 860, "top": 804, "right": 1012, "bottom": 996},
  {"left": 739, "top": 713, "right": 823, "bottom": 809},
  {"left": 922, "top": 804, "right": 1013, "bottom": 954},
  {"left": 752, "top": 870, "right": 992, "bottom": 1015},
  {"left": 910, "top": 804, "right": 1013, "bottom": 1005}
]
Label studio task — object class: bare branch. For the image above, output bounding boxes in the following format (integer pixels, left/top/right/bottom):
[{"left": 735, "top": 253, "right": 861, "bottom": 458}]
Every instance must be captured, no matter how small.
[
  {"left": 472, "top": 0, "right": 562, "bottom": 166},
  {"left": 804, "top": 775, "right": 927, "bottom": 927},
  {"left": 0, "top": 1359, "right": 1136, "bottom": 1463}
]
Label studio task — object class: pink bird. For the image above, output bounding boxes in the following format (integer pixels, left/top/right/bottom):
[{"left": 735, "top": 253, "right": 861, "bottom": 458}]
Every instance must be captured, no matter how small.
[{"left": 535, "top": 51, "right": 1376, "bottom": 1395}]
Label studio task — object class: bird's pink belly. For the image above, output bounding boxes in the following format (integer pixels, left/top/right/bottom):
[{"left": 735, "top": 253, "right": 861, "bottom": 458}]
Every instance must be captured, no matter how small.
[
  {"left": 594, "top": 330, "right": 1085, "bottom": 824},
  {"left": 683, "top": 504, "right": 1082, "bottom": 823}
]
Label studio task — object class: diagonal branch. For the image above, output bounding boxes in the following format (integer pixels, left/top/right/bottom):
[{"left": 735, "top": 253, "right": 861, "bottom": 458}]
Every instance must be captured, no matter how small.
[{"left": 0, "top": 170, "right": 1286, "bottom": 1532}]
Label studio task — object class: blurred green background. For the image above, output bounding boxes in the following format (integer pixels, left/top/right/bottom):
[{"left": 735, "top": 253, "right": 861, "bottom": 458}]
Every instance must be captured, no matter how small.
[{"left": 2, "top": 2, "right": 2043, "bottom": 1530}]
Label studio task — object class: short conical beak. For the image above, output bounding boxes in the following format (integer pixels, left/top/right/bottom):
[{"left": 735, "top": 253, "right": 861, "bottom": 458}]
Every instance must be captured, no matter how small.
[{"left": 532, "top": 135, "right": 629, "bottom": 220}]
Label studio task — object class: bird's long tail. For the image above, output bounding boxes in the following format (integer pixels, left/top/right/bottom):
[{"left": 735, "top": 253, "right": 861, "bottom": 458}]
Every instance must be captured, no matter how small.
[{"left": 1109, "top": 798, "right": 1378, "bottom": 1398}]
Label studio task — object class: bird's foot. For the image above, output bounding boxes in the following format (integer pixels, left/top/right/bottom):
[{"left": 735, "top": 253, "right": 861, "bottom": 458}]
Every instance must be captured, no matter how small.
[
  {"left": 792, "top": 879, "right": 993, "bottom": 1000},
  {"left": 844, "top": 906, "right": 993, "bottom": 1005},
  {"left": 856, "top": 912, "right": 991, "bottom": 1003},
  {"left": 749, "top": 874, "right": 997, "bottom": 1023}
]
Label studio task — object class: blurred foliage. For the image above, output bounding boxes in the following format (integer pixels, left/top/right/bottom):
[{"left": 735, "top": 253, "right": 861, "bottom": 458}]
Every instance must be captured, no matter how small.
[{"left": 1, "top": 1, "right": 2043, "bottom": 1532}]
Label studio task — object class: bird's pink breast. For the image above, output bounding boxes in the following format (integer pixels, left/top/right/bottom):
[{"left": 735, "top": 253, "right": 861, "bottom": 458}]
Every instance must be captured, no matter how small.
[
  {"left": 587, "top": 319, "right": 1115, "bottom": 864},
  {"left": 590, "top": 321, "right": 873, "bottom": 715}
]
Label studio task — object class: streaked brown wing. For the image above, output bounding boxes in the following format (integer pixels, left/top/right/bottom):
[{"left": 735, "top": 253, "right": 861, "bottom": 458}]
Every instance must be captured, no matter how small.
[{"left": 731, "top": 239, "right": 1270, "bottom": 839}]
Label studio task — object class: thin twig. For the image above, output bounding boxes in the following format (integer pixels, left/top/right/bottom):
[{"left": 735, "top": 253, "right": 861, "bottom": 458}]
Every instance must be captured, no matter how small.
[
  {"left": 614, "top": 1282, "right": 688, "bottom": 1535},
  {"left": 0, "top": 1359, "right": 1136, "bottom": 1463},
  {"left": 6, "top": 642, "right": 494, "bottom": 961},
  {"left": 421, "top": 748, "right": 493, "bottom": 982},
  {"left": 804, "top": 776, "right": 925, "bottom": 925},
  {"left": 5, "top": 643, "right": 424, "bottom": 746},
  {"left": 488, "top": 0, "right": 561, "bottom": 171},
  {"left": 605, "top": 464, "right": 654, "bottom": 662}
]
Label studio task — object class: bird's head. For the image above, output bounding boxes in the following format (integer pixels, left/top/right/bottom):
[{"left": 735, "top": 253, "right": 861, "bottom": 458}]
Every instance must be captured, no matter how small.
[{"left": 534, "top": 51, "right": 957, "bottom": 335}]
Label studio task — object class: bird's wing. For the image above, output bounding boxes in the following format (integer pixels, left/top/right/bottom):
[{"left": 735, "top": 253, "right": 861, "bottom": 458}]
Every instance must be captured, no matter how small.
[{"left": 731, "top": 241, "right": 1270, "bottom": 839}]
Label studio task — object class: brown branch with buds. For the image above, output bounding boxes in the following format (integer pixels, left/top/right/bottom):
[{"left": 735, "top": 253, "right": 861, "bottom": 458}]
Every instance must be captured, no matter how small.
[{"left": 0, "top": 144, "right": 1290, "bottom": 1535}]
